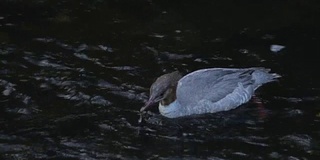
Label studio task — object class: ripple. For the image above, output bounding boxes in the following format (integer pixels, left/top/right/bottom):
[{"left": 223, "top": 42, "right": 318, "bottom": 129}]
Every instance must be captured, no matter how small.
[
  {"left": 97, "top": 80, "right": 119, "bottom": 90},
  {"left": 23, "top": 56, "right": 70, "bottom": 70},
  {"left": 57, "top": 91, "right": 111, "bottom": 106},
  {"left": 0, "top": 79, "right": 39, "bottom": 115},
  {"left": 280, "top": 134, "right": 313, "bottom": 151},
  {"left": 54, "top": 113, "right": 97, "bottom": 124},
  {"left": 34, "top": 38, "right": 114, "bottom": 53},
  {"left": 109, "top": 90, "right": 146, "bottom": 102},
  {"left": 0, "top": 79, "right": 16, "bottom": 96},
  {"left": 274, "top": 96, "right": 320, "bottom": 103},
  {"left": 33, "top": 37, "right": 55, "bottom": 43},
  {"left": 98, "top": 123, "right": 117, "bottom": 131},
  {"left": 73, "top": 53, "right": 110, "bottom": 68},
  {"left": 1, "top": 46, "right": 16, "bottom": 54},
  {"left": 109, "top": 66, "right": 140, "bottom": 71},
  {"left": 149, "top": 33, "right": 165, "bottom": 38},
  {"left": 90, "top": 95, "right": 111, "bottom": 106},
  {"left": 0, "top": 143, "right": 28, "bottom": 153},
  {"left": 232, "top": 152, "right": 247, "bottom": 157},
  {"left": 97, "top": 45, "right": 113, "bottom": 52},
  {"left": 160, "top": 51, "right": 193, "bottom": 60},
  {"left": 74, "top": 52, "right": 92, "bottom": 61},
  {"left": 38, "top": 59, "right": 70, "bottom": 70}
]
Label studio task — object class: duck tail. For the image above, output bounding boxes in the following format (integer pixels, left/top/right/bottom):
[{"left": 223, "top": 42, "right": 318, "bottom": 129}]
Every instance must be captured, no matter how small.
[
  {"left": 252, "top": 68, "right": 281, "bottom": 85},
  {"left": 271, "top": 73, "right": 281, "bottom": 79}
]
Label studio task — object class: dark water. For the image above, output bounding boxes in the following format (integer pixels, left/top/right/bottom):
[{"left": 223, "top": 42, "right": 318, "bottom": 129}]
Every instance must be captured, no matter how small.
[{"left": 1, "top": 0, "right": 320, "bottom": 159}]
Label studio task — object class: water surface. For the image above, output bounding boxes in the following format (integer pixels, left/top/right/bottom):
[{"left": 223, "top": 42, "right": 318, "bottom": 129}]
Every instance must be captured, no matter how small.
[{"left": 1, "top": 0, "right": 320, "bottom": 159}]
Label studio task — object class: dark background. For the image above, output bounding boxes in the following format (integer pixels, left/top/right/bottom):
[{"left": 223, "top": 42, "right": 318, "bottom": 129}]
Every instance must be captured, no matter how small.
[{"left": 1, "top": 0, "right": 320, "bottom": 159}]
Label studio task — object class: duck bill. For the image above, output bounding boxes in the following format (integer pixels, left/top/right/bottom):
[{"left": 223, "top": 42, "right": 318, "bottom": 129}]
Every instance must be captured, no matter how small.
[
  {"left": 140, "top": 99, "right": 155, "bottom": 112},
  {"left": 140, "top": 94, "right": 165, "bottom": 112}
]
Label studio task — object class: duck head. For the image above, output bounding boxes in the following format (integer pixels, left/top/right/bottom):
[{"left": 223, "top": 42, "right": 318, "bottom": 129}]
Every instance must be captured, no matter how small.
[{"left": 140, "top": 71, "right": 182, "bottom": 112}]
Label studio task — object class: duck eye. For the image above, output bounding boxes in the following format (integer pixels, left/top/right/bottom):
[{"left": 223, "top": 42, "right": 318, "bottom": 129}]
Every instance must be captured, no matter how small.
[{"left": 159, "top": 92, "right": 165, "bottom": 97}]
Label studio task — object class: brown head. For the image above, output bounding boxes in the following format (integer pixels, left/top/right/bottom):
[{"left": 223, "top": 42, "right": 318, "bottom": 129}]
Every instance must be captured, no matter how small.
[{"left": 140, "top": 71, "right": 182, "bottom": 112}]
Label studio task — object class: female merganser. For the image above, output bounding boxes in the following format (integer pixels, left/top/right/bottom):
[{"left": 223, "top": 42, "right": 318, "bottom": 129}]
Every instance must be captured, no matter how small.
[{"left": 140, "top": 68, "right": 280, "bottom": 118}]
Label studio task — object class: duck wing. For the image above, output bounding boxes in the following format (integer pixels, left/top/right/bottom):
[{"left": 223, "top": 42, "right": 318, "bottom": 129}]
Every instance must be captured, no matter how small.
[{"left": 176, "top": 68, "right": 255, "bottom": 107}]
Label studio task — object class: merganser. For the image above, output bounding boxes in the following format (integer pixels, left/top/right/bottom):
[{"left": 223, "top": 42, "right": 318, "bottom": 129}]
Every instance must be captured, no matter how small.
[{"left": 140, "top": 67, "right": 280, "bottom": 118}]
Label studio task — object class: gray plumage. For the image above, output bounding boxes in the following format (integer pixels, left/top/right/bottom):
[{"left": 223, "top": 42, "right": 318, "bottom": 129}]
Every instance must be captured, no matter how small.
[{"left": 142, "top": 67, "right": 281, "bottom": 118}]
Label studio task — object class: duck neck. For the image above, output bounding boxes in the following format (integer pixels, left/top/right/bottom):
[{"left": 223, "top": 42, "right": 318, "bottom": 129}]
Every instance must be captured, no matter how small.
[
  {"left": 159, "top": 99, "right": 181, "bottom": 118},
  {"left": 160, "top": 85, "right": 177, "bottom": 106}
]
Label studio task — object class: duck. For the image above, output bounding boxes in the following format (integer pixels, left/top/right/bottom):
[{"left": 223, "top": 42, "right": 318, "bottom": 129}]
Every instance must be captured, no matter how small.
[{"left": 140, "top": 67, "right": 280, "bottom": 118}]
